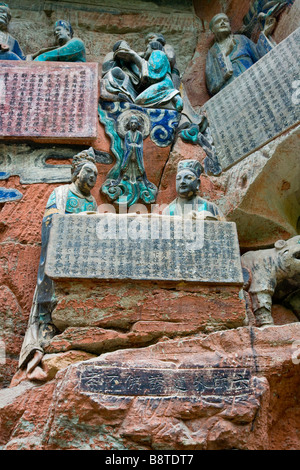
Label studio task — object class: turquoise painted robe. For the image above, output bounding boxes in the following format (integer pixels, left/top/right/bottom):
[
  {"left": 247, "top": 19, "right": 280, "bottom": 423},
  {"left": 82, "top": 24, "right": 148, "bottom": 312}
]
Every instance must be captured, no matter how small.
[
  {"left": 135, "top": 50, "right": 180, "bottom": 107},
  {"left": 164, "top": 195, "right": 224, "bottom": 220},
  {"left": 34, "top": 38, "right": 86, "bottom": 62}
]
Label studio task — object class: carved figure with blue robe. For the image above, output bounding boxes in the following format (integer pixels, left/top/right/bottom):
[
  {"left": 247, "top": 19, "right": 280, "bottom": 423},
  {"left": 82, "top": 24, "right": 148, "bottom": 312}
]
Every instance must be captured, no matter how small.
[
  {"left": 206, "top": 13, "right": 276, "bottom": 96},
  {"left": 18, "top": 149, "right": 98, "bottom": 381},
  {"left": 134, "top": 43, "right": 183, "bottom": 111},
  {"left": 33, "top": 20, "right": 86, "bottom": 63},
  {"left": 0, "top": 3, "right": 26, "bottom": 60},
  {"left": 121, "top": 116, "right": 147, "bottom": 184},
  {"left": 102, "top": 39, "right": 183, "bottom": 111}
]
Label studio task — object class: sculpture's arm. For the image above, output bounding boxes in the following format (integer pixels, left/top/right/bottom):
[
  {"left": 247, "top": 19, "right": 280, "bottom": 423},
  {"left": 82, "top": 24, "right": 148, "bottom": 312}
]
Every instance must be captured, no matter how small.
[{"left": 34, "top": 38, "right": 86, "bottom": 62}]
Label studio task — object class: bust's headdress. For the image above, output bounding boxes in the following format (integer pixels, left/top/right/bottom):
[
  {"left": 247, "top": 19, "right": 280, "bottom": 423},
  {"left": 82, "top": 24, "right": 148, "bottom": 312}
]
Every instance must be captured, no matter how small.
[
  {"left": 71, "top": 148, "right": 96, "bottom": 182},
  {"left": 177, "top": 160, "right": 203, "bottom": 179},
  {"left": 54, "top": 19, "right": 74, "bottom": 38}
]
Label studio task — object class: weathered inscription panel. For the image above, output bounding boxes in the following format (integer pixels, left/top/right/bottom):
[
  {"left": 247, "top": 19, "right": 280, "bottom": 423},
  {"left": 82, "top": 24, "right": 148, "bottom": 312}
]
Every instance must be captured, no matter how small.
[
  {"left": 79, "top": 366, "right": 254, "bottom": 397},
  {"left": 0, "top": 62, "right": 98, "bottom": 140},
  {"left": 203, "top": 28, "right": 300, "bottom": 170},
  {"left": 45, "top": 214, "right": 243, "bottom": 284}
]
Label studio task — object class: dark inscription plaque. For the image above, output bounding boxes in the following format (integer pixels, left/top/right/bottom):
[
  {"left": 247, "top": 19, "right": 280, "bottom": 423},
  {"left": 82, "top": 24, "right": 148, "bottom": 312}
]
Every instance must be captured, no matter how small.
[
  {"left": 45, "top": 214, "right": 244, "bottom": 284},
  {"left": 79, "top": 366, "right": 255, "bottom": 397},
  {"left": 203, "top": 28, "right": 300, "bottom": 170},
  {"left": 0, "top": 62, "right": 98, "bottom": 140}
]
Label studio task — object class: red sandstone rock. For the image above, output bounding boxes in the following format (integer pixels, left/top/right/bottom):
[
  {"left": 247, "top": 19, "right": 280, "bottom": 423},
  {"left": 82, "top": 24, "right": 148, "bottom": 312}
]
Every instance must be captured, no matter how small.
[
  {"left": 51, "top": 280, "right": 247, "bottom": 335},
  {"left": 1, "top": 324, "right": 299, "bottom": 450}
]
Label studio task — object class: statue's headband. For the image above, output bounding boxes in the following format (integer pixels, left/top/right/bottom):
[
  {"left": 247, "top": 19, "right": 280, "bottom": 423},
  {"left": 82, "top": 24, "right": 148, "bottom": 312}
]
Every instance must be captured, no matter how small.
[
  {"left": 54, "top": 20, "right": 74, "bottom": 38},
  {"left": 177, "top": 160, "right": 203, "bottom": 178}
]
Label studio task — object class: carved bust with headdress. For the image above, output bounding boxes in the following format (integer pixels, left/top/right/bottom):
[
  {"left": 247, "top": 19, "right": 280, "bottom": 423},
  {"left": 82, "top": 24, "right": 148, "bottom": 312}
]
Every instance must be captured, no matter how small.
[
  {"left": 164, "top": 159, "right": 225, "bottom": 220},
  {"left": 33, "top": 18, "right": 86, "bottom": 62}
]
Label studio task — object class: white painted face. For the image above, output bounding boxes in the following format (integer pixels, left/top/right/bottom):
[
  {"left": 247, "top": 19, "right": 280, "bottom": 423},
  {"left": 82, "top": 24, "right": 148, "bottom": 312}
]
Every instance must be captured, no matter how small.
[
  {"left": 54, "top": 25, "right": 71, "bottom": 45},
  {"left": 210, "top": 14, "right": 231, "bottom": 36},
  {"left": 176, "top": 169, "right": 200, "bottom": 199}
]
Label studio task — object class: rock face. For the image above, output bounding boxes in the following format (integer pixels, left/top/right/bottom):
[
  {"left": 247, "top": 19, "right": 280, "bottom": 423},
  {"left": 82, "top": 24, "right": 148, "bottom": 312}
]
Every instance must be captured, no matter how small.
[
  {"left": 0, "top": 0, "right": 299, "bottom": 452},
  {"left": 1, "top": 324, "right": 299, "bottom": 450}
]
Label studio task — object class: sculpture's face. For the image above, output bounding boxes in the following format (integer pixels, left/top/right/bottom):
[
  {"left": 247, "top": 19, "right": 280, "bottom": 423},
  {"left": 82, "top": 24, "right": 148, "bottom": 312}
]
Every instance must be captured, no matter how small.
[
  {"left": 54, "top": 25, "right": 71, "bottom": 45},
  {"left": 176, "top": 169, "right": 199, "bottom": 199},
  {"left": 0, "top": 7, "right": 10, "bottom": 29},
  {"left": 211, "top": 14, "right": 231, "bottom": 37},
  {"left": 76, "top": 163, "right": 98, "bottom": 194},
  {"left": 130, "top": 119, "right": 139, "bottom": 131}
]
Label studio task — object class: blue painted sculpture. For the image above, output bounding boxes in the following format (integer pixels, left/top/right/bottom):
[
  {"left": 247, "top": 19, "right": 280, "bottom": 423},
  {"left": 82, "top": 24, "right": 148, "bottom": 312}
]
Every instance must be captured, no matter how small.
[
  {"left": 33, "top": 20, "right": 86, "bottom": 62},
  {"left": 101, "top": 111, "right": 157, "bottom": 207},
  {"left": 18, "top": 149, "right": 98, "bottom": 380},
  {"left": 206, "top": 12, "right": 276, "bottom": 95},
  {"left": 101, "top": 37, "right": 182, "bottom": 111},
  {"left": 0, "top": 3, "right": 25, "bottom": 60},
  {"left": 0, "top": 186, "right": 22, "bottom": 202}
]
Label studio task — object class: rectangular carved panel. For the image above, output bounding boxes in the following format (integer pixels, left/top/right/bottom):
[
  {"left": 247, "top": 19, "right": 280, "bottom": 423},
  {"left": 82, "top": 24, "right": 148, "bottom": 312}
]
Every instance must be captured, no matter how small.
[
  {"left": 45, "top": 214, "right": 244, "bottom": 284},
  {"left": 203, "top": 28, "right": 300, "bottom": 170},
  {"left": 0, "top": 62, "right": 98, "bottom": 141}
]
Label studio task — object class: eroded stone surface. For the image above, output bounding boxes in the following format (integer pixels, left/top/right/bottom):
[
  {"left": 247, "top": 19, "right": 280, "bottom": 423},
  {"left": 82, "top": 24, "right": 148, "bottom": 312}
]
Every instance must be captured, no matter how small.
[
  {"left": 51, "top": 280, "right": 247, "bottom": 336},
  {"left": 1, "top": 324, "right": 299, "bottom": 450}
]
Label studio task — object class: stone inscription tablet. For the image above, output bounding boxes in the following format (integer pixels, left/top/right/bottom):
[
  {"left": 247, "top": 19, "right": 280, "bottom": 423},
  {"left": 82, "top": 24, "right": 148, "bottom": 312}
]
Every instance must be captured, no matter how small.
[
  {"left": 203, "top": 28, "right": 300, "bottom": 170},
  {"left": 79, "top": 366, "right": 255, "bottom": 397},
  {"left": 0, "top": 62, "right": 98, "bottom": 140},
  {"left": 45, "top": 214, "right": 244, "bottom": 284}
]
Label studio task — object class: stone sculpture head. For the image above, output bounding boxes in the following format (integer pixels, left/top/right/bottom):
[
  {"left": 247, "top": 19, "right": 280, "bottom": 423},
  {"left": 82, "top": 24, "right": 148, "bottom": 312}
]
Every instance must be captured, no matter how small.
[
  {"left": 127, "top": 115, "right": 141, "bottom": 132},
  {"left": 54, "top": 20, "right": 74, "bottom": 46},
  {"left": 0, "top": 3, "right": 11, "bottom": 31},
  {"left": 144, "top": 40, "right": 164, "bottom": 60},
  {"left": 176, "top": 160, "right": 203, "bottom": 200},
  {"left": 209, "top": 13, "right": 232, "bottom": 41},
  {"left": 71, "top": 148, "right": 98, "bottom": 196}
]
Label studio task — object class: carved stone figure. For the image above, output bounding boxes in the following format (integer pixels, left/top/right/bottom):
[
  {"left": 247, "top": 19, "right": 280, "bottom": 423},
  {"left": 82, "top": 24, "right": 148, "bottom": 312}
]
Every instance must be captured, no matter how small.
[
  {"left": 163, "top": 160, "right": 225, "bottom": 219},
  {"left": 241, "top": 236, "right": 300, "bottom": 327},
  {"left": 18, "top": 148, "right": 98, "bottom": 380},
  {"left": 206, "top": 12, "right": 276, "bottom": 95},
  {"left": 0, "top": 2, "right": 25, "bottom": 60},
  {"left": 179, "top": 122, "right": 222, "bottom": 176},
  {"left": 101, "top": 37, "right": 182, "bottom": 111},
  {"left": 33, "top": 20, "right": 86, "bottom": 62},
  {"left": 101, "top": 112, "right": 157, "bottom": 207},
  {"left": 142, "top": 32, "right": 181, "bottom": 89},
  {"left": 242, "top": 0, "right": 292, "bottom": 37}
]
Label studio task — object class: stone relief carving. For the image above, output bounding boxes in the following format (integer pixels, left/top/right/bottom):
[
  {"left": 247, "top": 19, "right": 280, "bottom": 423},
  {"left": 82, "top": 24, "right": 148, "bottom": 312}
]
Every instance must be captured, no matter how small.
[
  {"left": 163, "top": 159, "right": 224, "bottom": 220},
  {"left": 0, "top": 2, "right": 25, "bottom": 60},
  {"left": 242, "top": 236, "right": 300, "bottom": 326},
  {"left": 18, "top": 148, "right": 98, "bottom": 381},
  {"left": 32, "top": 20, "right": 86, "bottom": 63},
  {"left": 101, "top": 33, "right": 182, "bottom": 111},
  {"left": 241, "top": 0, "right": 294, "bottom": 37},
  {"left": 101, "top": 110, "right": 158, "bottom": 207},
  {"left": 205, "top": 12, "right": 277, "bottom": 96}
]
